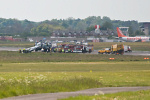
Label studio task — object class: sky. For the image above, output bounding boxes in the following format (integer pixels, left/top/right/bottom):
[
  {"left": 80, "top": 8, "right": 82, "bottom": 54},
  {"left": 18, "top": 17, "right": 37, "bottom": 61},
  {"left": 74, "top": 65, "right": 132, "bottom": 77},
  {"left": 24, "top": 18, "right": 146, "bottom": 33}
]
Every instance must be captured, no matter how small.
[{"left": 0, "top": 0, "right": 150, "bottom": 22}]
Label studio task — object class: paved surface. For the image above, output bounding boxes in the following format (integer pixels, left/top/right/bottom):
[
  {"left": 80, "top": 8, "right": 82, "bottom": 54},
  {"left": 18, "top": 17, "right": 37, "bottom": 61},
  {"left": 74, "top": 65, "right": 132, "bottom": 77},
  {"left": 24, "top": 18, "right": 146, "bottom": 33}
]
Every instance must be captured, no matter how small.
[
  {"left": 1, "top": 87, "right": 150, "bottom": 100},
  {"left": 0, "top": 47, "right": 150, "bottom": 56},
  {"left": 0, "top": 47, "right": 24, "bottom": 51},
  {"left": 92, "top": 50, "right": 150, "bottom": 56}
]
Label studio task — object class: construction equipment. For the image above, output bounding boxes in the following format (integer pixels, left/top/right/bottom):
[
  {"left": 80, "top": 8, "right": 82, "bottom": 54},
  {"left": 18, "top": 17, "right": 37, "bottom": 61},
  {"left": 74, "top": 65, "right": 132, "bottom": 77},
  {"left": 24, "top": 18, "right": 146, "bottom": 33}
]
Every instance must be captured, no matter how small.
[{"left": 111, "top": 44, "right": 124, "bottom": 55}]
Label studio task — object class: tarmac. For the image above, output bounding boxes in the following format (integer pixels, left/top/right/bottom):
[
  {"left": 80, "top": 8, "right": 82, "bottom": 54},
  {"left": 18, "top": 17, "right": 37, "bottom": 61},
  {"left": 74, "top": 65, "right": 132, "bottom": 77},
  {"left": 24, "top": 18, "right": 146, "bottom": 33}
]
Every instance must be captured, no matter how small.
[{"left": 0, "top": 47, "right": 150, "bottom": 56}]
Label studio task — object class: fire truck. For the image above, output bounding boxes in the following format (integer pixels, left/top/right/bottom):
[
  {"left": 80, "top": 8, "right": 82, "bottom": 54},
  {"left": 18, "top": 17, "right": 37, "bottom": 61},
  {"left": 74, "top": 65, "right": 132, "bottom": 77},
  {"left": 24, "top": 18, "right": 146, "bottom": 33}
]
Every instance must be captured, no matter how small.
[
  {"left": 63, "top": 44, "right": 75, "bottom": 53},
  {"left": 73, "top": 45, "right": 84, "bottom": 53},
  {"left": 53, "top": 44, "right": 66, "bottom": 53}
]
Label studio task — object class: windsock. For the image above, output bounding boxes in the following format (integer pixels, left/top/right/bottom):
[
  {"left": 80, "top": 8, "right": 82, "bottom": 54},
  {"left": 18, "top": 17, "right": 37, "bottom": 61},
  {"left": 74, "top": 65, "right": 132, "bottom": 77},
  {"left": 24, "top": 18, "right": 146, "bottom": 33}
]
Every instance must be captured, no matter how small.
[{"left": 95, "top": 25, "right": 100, "bottom": 29}]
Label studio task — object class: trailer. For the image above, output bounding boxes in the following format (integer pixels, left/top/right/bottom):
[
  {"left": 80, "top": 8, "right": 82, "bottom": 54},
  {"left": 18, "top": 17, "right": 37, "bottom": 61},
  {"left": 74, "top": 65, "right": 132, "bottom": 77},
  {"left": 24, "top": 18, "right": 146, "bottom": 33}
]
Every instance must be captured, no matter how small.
[{"left": 111, "top": 44, "right": 124, "bottom": 55}]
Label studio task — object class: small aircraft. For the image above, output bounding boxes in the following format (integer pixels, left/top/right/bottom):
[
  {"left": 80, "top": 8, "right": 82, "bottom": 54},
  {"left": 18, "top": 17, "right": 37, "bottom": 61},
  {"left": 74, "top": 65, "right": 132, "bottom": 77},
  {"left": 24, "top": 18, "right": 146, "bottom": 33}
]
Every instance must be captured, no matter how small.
[{"left": 117, "top": 27, "right": 150, "bottom": 42}]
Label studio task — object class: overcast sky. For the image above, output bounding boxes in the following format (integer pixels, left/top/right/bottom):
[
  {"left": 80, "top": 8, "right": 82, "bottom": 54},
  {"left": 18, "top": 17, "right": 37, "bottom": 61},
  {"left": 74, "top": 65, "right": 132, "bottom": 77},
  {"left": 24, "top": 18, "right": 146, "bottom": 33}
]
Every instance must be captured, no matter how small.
[{"left": 0, "top": 0, "right": 150, "bottom": 22}]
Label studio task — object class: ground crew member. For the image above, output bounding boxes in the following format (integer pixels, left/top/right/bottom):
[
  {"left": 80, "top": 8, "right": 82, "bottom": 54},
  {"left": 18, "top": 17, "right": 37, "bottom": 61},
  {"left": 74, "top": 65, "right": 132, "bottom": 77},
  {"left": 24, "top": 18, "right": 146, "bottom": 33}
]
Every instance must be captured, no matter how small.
[
  {"left": 49, "top": 48, "right": 52, "bottom": 55},
  {"left": 62, "top": 49, "right": 64, "bottom": 53},
  {"left": 23, "top": 48, "right": 25, "bottom": 53},
  {"left": 54, "top": 48, "right": 56, "bottom": 52},
  {"left": 68, "top": 49, "right": 70, "bottom": 53},
  {"left": 19, "top": 49, "right": 21, "bottom": 53},
  {"left": 46, "top": 49, "right": 49, "bottom": 53},
  {"left": 50, "top": 48, "right": 51, "bottom": 52}
]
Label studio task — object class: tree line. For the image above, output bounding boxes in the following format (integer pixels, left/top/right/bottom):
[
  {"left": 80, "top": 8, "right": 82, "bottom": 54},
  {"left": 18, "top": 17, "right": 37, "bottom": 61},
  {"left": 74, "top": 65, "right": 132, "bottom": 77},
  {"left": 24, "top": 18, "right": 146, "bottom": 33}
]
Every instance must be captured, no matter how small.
[{"left": 0, "top": 16, "right": 144, "bottom": 38}]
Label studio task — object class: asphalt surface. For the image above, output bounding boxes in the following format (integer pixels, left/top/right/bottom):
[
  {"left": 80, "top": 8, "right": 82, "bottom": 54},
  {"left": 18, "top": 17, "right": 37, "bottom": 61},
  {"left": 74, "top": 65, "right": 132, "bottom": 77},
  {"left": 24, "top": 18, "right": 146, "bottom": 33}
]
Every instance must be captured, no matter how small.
[
  {"left": 91, "top": 50, "right": 150, "bottom": 56},
  {"left": 0, "top": 47, "right": 150, "bottom": 56},
  {"left": 0, "top": 47, "right": 24, "bottom": 51},
  {"left": 1, "top": 87, "right": 150, "bottom": 100}
]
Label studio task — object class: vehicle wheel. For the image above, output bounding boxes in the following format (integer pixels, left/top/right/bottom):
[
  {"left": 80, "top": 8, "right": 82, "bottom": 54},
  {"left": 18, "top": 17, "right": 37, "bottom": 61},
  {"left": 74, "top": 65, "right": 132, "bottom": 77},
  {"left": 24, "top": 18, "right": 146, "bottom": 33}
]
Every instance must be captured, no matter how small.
[{"left": 35, "top": 49, "right": 38, "bottom": 52}]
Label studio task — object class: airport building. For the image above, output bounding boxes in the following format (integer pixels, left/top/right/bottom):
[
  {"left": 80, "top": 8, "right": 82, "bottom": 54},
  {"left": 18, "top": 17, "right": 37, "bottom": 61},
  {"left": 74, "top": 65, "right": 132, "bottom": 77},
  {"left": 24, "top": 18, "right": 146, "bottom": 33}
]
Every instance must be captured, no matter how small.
[
  {"left": 140, "top": 22, "right": 150, "bottom": 36},
  {"left": 119, "top": 27, "right": 129, "bottom": 36}
]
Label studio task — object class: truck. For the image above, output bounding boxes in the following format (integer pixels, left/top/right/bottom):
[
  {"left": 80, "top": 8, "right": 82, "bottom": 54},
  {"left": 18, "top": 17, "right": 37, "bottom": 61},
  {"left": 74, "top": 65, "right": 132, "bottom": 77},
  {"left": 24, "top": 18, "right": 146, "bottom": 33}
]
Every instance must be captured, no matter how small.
[
  {"left": 73, "top": 44, "right": 93, "bottom": 53},
  {"left": 73, "top": 45, "right": 84, "bottom": 53},
  {"left": 85, "top": 44, "right": 93, "bottom": 53},
  {"left": 53, "top": 44, "right": 66, "bottom": 53},
  {"left": 124, "top": 45, "right": 132, "bottom": 52},
  {"left": 63, "top": 44, "right": 74, "bottom": 53},
  {"left": 111, "top": 44, "right": 124, "bottom": 55}
]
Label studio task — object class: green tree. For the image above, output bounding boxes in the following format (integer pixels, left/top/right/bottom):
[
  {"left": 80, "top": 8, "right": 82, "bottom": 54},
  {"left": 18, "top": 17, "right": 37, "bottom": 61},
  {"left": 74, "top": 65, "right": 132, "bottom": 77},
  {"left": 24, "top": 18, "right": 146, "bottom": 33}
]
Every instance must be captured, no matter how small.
[
  {"left": 102, "top": 16, "right": 111, "bottom": 23},
  {"left": 135, "top": 30, "right": 145, "bottom": 36},
  {"left": 62, "top": 21, "right": 69, "bottom": 28},
  {"left": 86, "top": 25, "right": 95, "bottom": 32},
  {"left": 128, "top": 26, "right": 134, "bottom": 36},
  {"left": 101, "top": 21, "right": 113, "bottom": 30},
  {"left": 76, "top": 21, "right": 87, "bottom": 31},
  {"left": 30, "top": 24, "right": 65, "bottom": 36}
]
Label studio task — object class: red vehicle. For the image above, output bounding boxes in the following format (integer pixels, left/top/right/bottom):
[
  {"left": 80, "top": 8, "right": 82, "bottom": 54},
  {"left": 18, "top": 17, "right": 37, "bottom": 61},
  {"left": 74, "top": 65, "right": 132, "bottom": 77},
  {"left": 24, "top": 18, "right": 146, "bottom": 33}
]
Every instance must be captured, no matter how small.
[
  {"left": 73, "top": 45, "right": 84, "bottom": 53},
  {"left": 54, "top": 44, "right": 66, "bottom": 52},
  {"left": 60, "top": 44, "right": 93, "bottom": 53},
  {"left": 63, "top": 44, "right": 75, "bottom": 53}
]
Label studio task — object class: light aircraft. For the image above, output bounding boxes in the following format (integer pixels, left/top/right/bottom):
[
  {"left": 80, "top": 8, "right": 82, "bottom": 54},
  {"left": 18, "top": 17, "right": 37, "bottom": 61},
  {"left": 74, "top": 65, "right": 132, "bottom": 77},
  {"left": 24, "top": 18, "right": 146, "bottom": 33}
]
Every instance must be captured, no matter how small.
[{"left": 117, "top": 27, "right": 150, "bottom": 42}]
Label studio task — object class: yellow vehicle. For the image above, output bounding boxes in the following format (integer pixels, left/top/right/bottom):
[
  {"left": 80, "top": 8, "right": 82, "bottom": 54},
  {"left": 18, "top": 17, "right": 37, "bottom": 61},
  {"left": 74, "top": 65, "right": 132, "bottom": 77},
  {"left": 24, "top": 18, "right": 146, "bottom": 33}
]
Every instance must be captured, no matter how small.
[
  {"left": 98, "top": 48, "right": 111, "bottom": 54},
  {"left": 111, "top": 44, "right": 124, "bottom": 55}
]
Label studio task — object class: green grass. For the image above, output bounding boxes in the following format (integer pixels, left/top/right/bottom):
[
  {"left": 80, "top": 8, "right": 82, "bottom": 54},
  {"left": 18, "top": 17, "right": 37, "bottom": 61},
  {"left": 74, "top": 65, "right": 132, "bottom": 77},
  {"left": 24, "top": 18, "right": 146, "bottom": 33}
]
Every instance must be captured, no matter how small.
[
  {"left": 0, "top": 51, "right": 150, "bottom": 63},
  {"left": 0, "top": 75, "right": 101, "bottom": 98},
  {"left": 0, "top": 41, "right": 34, "bottom": 47},
  {"left": 0, "top": 62, "right": 150, "bottom": 72},
  {"left": 0, "top": 62, "right": 150, "bottom": 98},
  {"left": 60, "top": 90, "right": 150, "bottom": 100}
]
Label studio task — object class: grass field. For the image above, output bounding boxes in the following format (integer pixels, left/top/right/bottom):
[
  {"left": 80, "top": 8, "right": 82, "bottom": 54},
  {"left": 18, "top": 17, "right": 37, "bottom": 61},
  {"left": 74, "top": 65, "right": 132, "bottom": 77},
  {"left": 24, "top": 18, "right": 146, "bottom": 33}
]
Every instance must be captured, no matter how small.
[
  {"left": 0, "top": 51, "right": 150, "bottom": 63},
  {"left": 0, "top": 62, "right": 150, "bottom": 98},
  {"left": 0, "top": 41, "right": 34, "bottom": 47}
]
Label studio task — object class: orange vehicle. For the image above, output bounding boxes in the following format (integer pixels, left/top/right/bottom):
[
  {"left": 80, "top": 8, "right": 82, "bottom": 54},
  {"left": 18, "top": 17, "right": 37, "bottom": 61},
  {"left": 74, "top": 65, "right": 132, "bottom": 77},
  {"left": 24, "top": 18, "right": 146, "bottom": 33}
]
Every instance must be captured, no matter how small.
[{"left": 98, "top": 48, "right": 111, "bottom": 54}]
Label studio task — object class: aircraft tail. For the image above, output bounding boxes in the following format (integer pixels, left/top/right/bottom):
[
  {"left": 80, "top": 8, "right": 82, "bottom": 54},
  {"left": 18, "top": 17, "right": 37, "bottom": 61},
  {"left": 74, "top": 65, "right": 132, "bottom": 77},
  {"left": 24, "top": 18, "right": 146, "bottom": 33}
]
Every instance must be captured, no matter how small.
[{"left": 117, "top": 27, "right": 127, "bottom": 37}]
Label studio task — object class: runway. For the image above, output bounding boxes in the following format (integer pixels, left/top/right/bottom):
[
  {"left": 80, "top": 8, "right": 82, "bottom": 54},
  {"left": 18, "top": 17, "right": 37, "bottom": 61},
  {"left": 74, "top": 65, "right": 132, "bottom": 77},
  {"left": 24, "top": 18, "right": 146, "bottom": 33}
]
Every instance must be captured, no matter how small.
[
  {"left": 0, "top": 47, "right": 24, "bottom": 51},
  {"left": 91, "top": 50, "right": 150, "bottom": 56},
  {"left": 0, "top": 47, "right": 150, "bottom": 56}
]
